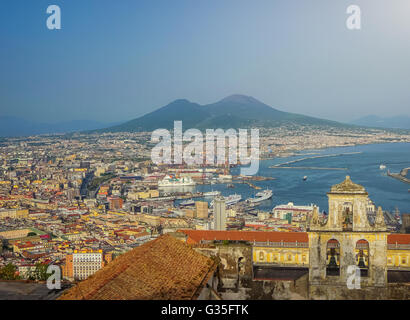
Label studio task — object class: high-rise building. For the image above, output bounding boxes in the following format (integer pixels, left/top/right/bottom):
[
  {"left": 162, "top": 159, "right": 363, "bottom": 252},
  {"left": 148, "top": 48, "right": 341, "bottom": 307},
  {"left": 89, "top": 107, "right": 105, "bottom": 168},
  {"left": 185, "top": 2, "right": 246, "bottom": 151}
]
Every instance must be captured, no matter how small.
[
  {"left": 214, "top": 197, "right": 226, "bottom": 231},
  {"left": 195, "top": 201, "right": 208, "bottom": 219}
]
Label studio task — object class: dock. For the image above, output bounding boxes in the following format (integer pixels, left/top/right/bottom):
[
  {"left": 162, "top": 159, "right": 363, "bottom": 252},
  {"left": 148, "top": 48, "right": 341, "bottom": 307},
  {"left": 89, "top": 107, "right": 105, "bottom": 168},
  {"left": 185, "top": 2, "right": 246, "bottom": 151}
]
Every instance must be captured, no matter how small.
[
  {"left": 269, "top": 152, "right": 361, "bottom": 169},
  {"left": 271, "top": 166, "right": 347, "bottom": 170},
  {"left": 387, "top": 170, "right": 410, "bottom": 184}
]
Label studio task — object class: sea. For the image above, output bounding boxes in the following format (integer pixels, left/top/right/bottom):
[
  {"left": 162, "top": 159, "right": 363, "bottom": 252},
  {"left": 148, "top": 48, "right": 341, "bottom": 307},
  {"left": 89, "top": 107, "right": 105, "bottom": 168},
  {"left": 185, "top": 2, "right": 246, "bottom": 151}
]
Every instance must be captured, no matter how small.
[{"left": 182, "top": 142, "right": 410, "bottom": 215}]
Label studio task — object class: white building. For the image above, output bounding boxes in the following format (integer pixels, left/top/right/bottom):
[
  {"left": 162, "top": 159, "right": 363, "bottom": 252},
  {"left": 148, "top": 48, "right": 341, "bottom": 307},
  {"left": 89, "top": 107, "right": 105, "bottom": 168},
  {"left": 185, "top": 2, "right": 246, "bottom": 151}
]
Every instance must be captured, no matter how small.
[
  {"left": 72, "top": 251, "right": 103, "bottom": 281},
  {"left": 214, "top": 197, "right": 227, "bottom": 231},
  {"left": 272, "top": 202, "right": 315, "bottom": 220}
]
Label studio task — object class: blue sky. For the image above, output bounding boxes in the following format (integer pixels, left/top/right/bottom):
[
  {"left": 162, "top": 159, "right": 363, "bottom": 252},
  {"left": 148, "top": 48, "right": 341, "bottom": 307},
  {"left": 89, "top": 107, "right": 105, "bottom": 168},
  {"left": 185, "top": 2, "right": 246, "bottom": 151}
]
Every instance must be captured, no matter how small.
[{"left": 1, "top": 0, "right": 409, "bottom": 123}]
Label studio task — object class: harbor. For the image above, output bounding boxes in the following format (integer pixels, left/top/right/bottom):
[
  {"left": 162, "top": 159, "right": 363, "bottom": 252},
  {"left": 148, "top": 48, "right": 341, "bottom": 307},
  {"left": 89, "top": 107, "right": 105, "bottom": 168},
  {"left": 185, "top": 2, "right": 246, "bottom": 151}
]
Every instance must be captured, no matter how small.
[{"left": 157, "top": 143, "right": 409, "bottom": 215}]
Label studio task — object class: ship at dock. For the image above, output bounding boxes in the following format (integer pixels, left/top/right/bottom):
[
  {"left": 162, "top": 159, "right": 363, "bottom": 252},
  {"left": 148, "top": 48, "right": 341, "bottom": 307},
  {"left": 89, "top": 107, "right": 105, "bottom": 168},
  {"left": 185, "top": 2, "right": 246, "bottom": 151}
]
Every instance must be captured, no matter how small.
[
  {"left": 179, "top": 199, "right": 195, "bottom": 206},
  {"left": 210, "top": 194, "right": 242, "bottom": 207},
  {"left": 203, "top": 190, "right": 221, "bottom": 197},
  {"left": 246, "top": 189, "right": 273, "bottom": 203},
  {"left": 158, "top": 175, "right": 196, "bottom": 187}
]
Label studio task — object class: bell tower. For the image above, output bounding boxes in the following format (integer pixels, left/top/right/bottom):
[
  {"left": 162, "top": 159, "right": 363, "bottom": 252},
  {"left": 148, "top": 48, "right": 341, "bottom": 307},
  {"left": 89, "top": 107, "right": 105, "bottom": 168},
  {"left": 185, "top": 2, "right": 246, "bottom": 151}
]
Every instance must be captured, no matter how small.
[{"left": 308, "top": 176, "right": 388, "bottom": 291}]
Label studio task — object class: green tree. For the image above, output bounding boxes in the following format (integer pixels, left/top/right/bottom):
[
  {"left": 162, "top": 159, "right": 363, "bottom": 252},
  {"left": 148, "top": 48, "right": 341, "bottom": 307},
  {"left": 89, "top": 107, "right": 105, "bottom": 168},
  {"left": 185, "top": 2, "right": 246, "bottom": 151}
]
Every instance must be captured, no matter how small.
[
  {"left": 0, "top": 263, "right": 19, "bottom": 280},
  {"left": 34, "top": 263, "right": 48, "bottom": 281}
]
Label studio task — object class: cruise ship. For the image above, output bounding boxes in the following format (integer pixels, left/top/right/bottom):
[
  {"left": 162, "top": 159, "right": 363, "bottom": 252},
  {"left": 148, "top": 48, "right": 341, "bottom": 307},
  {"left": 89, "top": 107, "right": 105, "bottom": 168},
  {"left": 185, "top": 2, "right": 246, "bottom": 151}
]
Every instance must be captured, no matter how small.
[
  {"left": 180, "top": 199, "right": 195, "bottom": 206},
  {"left": 203, "top": 190, "right": 221, "bottom": 197},
  {"left": 246, "top": 189, "right": 273, "bottom": 203},
  {"left": 210, "top": 194, "right": 242, "bottom": 207},
  {"left": 158, "top": 175, "right": 196, "bottom": 187}
]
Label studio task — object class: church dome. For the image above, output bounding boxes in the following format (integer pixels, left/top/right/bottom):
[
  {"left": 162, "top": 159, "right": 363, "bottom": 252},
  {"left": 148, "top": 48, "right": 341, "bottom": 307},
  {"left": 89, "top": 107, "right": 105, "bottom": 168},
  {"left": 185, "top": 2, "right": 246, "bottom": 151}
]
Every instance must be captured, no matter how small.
[{"left": 330, "top": 176, "right": 367, "bottom": 194}]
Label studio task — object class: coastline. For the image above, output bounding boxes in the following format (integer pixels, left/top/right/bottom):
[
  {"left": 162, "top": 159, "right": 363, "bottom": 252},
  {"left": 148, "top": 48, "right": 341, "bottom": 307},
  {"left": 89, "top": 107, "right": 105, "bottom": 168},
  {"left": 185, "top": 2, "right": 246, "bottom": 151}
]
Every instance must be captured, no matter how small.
[{"left": 262, "top": 140, "right": 410, "bottom": 160}]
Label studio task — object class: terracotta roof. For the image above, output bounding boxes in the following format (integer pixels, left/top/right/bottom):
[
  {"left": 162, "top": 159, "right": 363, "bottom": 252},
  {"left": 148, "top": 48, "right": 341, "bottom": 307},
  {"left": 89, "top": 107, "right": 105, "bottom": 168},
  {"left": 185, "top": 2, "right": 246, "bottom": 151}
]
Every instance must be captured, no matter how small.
[
  {"left": 387, "top": 234, "right": 410, "bottom": 245},
  {"left": 58, "top": 234, "right": 216, "bottom": 300},
  {"left": 180, "top": 230, "right": 308, "bottom": 244}
]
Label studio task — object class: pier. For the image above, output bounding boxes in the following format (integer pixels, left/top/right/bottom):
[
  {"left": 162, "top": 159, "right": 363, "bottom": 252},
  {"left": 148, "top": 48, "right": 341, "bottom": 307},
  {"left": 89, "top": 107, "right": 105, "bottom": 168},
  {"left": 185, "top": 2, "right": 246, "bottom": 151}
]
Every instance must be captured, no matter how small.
[
  {"left": 387, "top": 169, "right": 410, "bottom": 184},
  {"left": 271, "top": 166, "right": 347, "bottom": 170},
  {"left": 242, "top": 182, "right": 262, "bottom": 190},
  {"left": 269, "top": 152, "right": 361, "bottom": 169}
]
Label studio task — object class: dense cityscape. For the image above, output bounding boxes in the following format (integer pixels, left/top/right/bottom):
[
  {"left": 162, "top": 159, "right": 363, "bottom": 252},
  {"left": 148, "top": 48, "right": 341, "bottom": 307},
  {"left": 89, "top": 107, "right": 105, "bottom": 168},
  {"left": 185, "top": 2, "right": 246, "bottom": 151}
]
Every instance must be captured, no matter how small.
[{"left": 0, "top": 124, "right": 409, "bottom": 299}]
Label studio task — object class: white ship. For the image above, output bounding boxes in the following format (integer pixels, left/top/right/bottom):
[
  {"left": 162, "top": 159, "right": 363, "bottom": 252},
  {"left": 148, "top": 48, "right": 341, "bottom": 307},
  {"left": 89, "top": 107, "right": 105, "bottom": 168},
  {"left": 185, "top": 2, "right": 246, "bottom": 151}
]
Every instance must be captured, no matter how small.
[
  {"left": 210, "top": 194, "right": 242, "bottom": 207},
  {"left": 379, "top": 164, "right": 386, "bottom": 170},
  {"left": 246, "top": 189, "right": 273, "bottom": 203},
  {"left": 180, "top": 199, "right": 195, "bottom": 206},
  {"left": 203, "top": 190, "right": 221, "bottom": 197},
  {"left": 158, "top": 175, "right": 196, "bottom": 187}
]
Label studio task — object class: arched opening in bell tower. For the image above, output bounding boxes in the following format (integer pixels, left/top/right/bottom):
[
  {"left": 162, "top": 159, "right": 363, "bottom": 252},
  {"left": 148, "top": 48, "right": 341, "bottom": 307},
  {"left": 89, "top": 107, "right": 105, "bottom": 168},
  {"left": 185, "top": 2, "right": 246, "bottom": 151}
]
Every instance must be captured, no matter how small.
[
  {"left": 342, "top": 202, "right": 353, "bottom": 231},
  {"left": 356, "top": 239, "right": 369, "bottom": 277},
  {"left": 326, "top": 239, "right": 340, "bottom": 276}
]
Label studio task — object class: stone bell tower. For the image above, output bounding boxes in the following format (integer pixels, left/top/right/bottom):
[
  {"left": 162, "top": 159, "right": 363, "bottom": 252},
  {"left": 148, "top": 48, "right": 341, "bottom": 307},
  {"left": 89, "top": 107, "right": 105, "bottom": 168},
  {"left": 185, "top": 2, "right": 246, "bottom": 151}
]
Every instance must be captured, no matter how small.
[{"left": 308, "top": 176, "right": 388, "bottom": 294}]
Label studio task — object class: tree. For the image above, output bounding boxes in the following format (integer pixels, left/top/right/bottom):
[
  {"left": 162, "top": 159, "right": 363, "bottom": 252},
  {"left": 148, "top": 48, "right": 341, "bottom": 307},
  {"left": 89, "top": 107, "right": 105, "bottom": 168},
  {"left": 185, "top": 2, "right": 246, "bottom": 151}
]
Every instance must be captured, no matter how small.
[
  {"left": 0, "top": 263, "right": 19, "bottom": 280},
  {"left": 34, "top": 263, "right": 48, "bottom": 281}
]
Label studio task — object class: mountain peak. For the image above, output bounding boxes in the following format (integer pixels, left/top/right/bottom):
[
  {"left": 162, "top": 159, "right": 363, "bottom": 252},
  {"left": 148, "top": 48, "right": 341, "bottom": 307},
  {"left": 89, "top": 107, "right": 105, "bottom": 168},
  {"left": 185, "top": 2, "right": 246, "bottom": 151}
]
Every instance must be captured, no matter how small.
[
  {"left": 169, "top": 98, "right": 192, "bottom": 105},
  {"left": 219, "top": 94, "right": 262, "bottom": 105}
]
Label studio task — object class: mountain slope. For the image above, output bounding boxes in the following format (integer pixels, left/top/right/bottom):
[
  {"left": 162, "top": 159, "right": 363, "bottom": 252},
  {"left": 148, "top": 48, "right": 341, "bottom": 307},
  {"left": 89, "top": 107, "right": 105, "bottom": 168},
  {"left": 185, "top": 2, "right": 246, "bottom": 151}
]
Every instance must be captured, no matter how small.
[
  {"left": 104, "top": 99, "right": 210, "bottom": 132},
  {"left": 96, "top": 94, "right": 347, "bottom": 133},
  {"left": 350, "top": 115, "right": 410, "bottom": 129}
]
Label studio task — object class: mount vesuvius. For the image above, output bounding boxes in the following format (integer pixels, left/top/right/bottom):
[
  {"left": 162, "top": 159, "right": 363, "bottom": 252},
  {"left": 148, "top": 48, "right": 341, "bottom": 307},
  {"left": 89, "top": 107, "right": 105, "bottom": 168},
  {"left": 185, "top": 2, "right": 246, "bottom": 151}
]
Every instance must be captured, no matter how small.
[{"left": 94, "top": 95, "right": 350, "bottom": 133}]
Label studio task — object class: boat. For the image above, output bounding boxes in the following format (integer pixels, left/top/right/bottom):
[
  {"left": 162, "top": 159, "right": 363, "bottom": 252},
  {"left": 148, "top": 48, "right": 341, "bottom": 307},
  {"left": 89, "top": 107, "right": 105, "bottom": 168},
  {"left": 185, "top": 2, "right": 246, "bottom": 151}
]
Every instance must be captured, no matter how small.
[
  {"left": 203, "top": 190, "right": 221, "bottom": 197},
  {"left": 211, "top": 194, "right": 242, "bottom": 207},
  {"left": 180, "top": 199, "right": 195, "bottom": 206},
  {"left": 158, "top": 175, "right": 196, "bottom": 187},
  {"left": 303, "top": 176, "right": 308, "bottom": 181},
  {"left": 246, "top": 189, "right": 273, "bottom": 203},
  {"left": 380, "top": 164, "right": 386, "bottom": 170},
  {"left": 227, "top": 183, "right": 235, "bottom": 188}
]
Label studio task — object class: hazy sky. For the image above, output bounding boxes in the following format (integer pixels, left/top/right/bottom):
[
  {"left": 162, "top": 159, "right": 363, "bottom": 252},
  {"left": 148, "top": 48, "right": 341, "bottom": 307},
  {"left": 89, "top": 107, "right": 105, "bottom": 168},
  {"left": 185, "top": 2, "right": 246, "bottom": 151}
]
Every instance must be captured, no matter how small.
[{"left": 1, "top": 0, "right": 409, "bottom": 123}]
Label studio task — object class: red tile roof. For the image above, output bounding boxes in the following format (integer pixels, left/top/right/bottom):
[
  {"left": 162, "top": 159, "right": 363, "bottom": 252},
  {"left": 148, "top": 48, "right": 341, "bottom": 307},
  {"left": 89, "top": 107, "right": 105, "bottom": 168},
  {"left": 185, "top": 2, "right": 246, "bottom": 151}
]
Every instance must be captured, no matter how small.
[
  {"left": 59, "top": 234, "right": 216, "bottom": 300},
  {"left": 182, "top": 231, "right": 410, "bottom": 246},
  {"left": 387, "top": 234, "right": 410, "bottom": 245},
  {"left": 180, "top": 230, "right": 309, "bottom": 244}
]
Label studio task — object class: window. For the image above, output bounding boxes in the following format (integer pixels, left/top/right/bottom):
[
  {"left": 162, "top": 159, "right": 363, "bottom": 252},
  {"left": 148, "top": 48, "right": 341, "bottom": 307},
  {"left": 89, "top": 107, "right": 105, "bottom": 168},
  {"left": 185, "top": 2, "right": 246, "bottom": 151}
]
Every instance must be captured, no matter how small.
[
  {"left": 287, "top": 254, "right": 292, "bottom": 261},
  {"left": 402, "top": 257, "right": 407, "bottom": 264}
]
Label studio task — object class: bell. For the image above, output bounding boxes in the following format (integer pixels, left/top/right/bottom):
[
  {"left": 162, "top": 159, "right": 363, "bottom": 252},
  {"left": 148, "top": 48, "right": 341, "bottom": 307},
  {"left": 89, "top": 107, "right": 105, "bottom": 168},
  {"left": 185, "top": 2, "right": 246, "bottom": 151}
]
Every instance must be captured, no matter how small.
[
  {"left": 328, "top": 255, "right": 338, "bottom": 268},
  {"left": 358, "top": 256, "right": 366, "bottom": 268}
]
